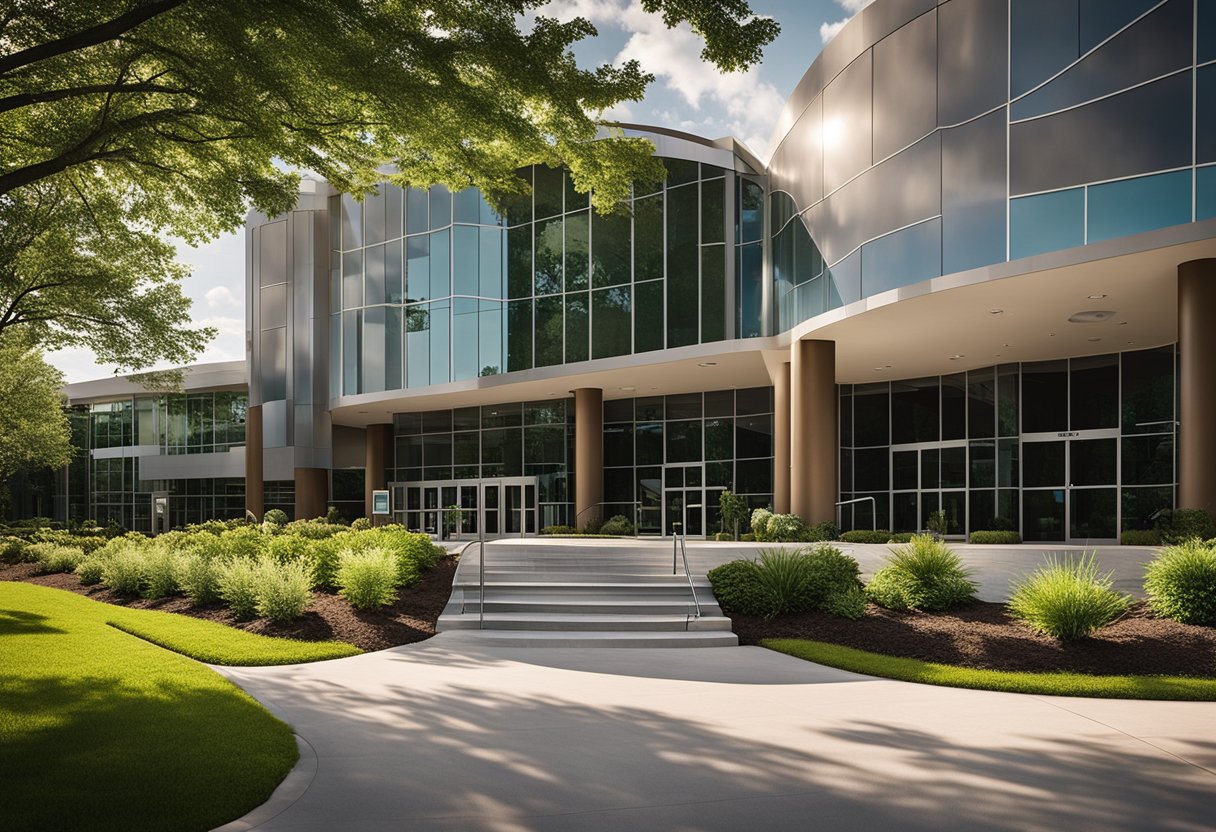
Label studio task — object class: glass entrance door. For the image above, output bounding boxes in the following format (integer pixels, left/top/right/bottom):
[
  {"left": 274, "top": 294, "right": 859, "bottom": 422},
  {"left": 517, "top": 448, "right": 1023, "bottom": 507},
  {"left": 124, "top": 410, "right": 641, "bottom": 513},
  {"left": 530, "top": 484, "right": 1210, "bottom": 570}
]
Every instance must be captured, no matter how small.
[
  {"left": 1022, "top": 431, "right": 1118, "bottom": 543},
  {"left": 663, "top": 464, "right": 704, "bottom": 537},
  {"left": 889, "top": 443, "right": 967, "bottom": 536}
]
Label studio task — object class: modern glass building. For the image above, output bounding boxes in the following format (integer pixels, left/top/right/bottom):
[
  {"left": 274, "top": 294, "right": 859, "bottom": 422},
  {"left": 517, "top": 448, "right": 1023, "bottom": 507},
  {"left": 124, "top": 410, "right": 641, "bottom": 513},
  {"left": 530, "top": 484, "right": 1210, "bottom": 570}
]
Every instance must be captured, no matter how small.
[{"left": 49, "top": 0, "right": 1216, "bottom": 543}]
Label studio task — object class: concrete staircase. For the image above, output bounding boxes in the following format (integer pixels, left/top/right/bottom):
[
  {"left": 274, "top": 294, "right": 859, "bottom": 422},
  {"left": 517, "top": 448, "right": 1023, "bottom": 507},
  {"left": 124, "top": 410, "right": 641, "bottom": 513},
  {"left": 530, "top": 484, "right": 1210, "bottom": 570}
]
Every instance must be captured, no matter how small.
[{"left": 436, "top": 542, "right": 737, "bottom": 647}]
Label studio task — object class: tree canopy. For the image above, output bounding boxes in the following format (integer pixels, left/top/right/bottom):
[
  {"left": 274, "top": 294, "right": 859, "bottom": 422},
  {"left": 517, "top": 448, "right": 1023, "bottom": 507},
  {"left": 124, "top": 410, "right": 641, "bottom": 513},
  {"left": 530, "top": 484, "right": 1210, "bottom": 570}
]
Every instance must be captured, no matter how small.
[
  {"left": 0, "top": 338, "right": 73, "bottom": 481},
  {"left": 0, "top": 0, "right": 776, "bottom": 371}
]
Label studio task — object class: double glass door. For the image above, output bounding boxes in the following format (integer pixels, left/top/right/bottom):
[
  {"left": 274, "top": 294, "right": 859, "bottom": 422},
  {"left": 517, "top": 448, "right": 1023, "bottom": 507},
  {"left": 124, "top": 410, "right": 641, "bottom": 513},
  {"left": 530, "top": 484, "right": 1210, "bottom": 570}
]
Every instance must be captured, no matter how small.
[
  {"left": 392, "top": 478, "right": 536, "bottom": 539},
  {"left": 1022, "top": 431, "right": 1118, "bottom": 543},
  {"left": 890, "top": 443, "right": 967, "bottom": 536},
  {"left": 663, "top": 463, "right": 704, "bottom": 537}
]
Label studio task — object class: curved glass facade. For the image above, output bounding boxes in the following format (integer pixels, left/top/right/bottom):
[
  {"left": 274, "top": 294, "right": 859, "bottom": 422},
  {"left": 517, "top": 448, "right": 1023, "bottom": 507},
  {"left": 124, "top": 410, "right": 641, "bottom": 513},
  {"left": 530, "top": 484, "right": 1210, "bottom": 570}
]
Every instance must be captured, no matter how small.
[{"left": 769, "top": 0, "right": 1216, "bottom": 331}]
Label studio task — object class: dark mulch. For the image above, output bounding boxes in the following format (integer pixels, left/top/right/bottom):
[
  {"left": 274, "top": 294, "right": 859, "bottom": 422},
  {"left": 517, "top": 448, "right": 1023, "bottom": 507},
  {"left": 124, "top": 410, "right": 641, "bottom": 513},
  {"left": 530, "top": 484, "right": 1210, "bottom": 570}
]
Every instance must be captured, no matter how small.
[
  {"left": 731, "top": 601, "right": 1216, "bottom": 678},
  {"left": 1, "top": 556, "right": 458, "bottom": 653}
]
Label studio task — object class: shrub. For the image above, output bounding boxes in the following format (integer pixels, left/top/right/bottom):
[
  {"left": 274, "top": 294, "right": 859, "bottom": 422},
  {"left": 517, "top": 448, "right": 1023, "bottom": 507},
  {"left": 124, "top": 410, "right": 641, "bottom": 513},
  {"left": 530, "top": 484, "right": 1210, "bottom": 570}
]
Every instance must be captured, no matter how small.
[
  {"left": 865, "top": 535, "right": 977, "bottom": 611},
  {"left": 351, "top": 517, "right": 372, "bottom": 531},
  {"left": 707, "top": 560, "right": 767, "bottom": 615},
  {"left": 1143, "top": 540, "right": 1216, "bottom": 625},
  {"left": 216, "top": 559, "right": 261, "bottom": 619},
  {"left": 253, "top": 558, "right": 314, "bottom": 623},
  {"left": 969, "top": 530, "right": 1022, "bottom": 544},
  {"left": 1008, "top": 553, "right": 1131, "bottom": 639},
  {"left": 805, "top": 521, "right": 840, "bottom": 542},
  {"left": 29, "top": 543, "right": 85, "bottom": 573},
  {"left": 75, "top": 556, "right": 107, "bottom": 585},
  {"left": 712, "top": 532, "right": 733, "bottom": 542},
  {"left": 887, "top": 532, "right": 915, "bottom": 544},
  {"left": 541, "top": 524, "right": 578, "bottom": 536},
  {"left": 336, "top": 547, "right": 399, "bottom": 610},
  {"left": 0, "top": 536, "right": 30, "bottom": 563},
  {"left": 218, "top": 525, "right": 268, "bottom": 560},
  {"left": 599, "top": 515, "right": 635, "bottom": 536},
  {"left": 766, "top": 514, "right": 808, "bottom": 543},
  {"left": 177, "top": 552, "right": 223, "bottom": 604},
  {"left": 1156, "top": 508, "right": 1216, "bottom": 544},
  {"left": 304, "top": 536, "right": 344, "bottom": 590},
  {"left": 262, "top": 508, "right": 289, "bottom": 528},
  {"left": 142, "top": 545, "right": 181, "bottom": 599},
  {"left": 718, "top": 490, "right": 749, "bottom": 539},
  {"left": 740, "top": 533, "right": 755, "bottom": 542},
  {"left": 750, "top": 508, "right": 773, "bottom": 541},
  {"left": 285, "top": 518, "right": 345, "bottom": 539},
  {"left": 840, "top": 530, "right": 895, "bottom": 544},
  {"left": 1121, "top": 529, "right": 1162, "bottom": 546},
  {"left": 823, "top": 584, "right": 867, "bottom": 620},
  {"left": 102, "top": 547, "right": 148, "bottom": 595}
]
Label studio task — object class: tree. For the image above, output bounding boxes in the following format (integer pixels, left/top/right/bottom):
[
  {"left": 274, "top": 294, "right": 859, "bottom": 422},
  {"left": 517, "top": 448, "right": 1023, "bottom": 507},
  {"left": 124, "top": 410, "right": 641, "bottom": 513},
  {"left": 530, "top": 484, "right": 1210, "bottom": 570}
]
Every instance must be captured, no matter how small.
[
  {"left": 718, "top": 489, "right": 748, "bottom": 541},
  {"left": 0, "top": 0, "right": 776, "bottom": 371},
  {"left": 0, "top": 338, "right": 73, "bottom": 481}
]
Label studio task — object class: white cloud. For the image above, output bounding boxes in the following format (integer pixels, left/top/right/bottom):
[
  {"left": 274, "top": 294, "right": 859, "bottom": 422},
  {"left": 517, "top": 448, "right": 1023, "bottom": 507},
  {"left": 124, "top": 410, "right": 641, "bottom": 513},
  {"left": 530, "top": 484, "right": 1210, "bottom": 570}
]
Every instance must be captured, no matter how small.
[
  {"left": 540, "top": 0, "right": 629, "bottom": 25},
  {"left": 820, "top": 0, "right": 876, "bottom": 44},
  {"left": 199, "top": 316, "right": 245, "bottom": 338},
  {"left": 205, "top": 286, "right": 238, "bottom": 309}
]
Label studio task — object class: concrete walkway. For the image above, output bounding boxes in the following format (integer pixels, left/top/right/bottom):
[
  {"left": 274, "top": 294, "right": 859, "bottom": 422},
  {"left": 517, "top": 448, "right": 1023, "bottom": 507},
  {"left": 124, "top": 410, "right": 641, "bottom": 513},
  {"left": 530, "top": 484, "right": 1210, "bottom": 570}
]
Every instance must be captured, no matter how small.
[{"left": 215, "top": 637, "right": 1216, "bottom": 831}]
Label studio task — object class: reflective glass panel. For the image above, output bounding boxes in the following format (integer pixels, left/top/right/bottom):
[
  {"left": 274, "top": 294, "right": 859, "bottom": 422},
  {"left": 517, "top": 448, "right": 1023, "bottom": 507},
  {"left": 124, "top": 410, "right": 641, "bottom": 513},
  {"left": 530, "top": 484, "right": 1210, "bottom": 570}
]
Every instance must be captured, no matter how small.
[
  {"left": 938, "top": 0, "right": 1008, "bottom": 125},
  {"left": 1011, "top": 0, "right": 1079, "bottom": 97},
  {"left": 701, "top": 178, "right": 725, "bottom": 244},
  {"left": 1022, "top": 360, "right": 1069, "bottom": 433},
  {"left": 872, "top": 9, "right": 936, "bottom": 161},
  {"left": 479, "top": 228, "right": 503, "bottom": 299},
  {"left": 534, "top": 166, "right": 563, "bottom": 219},
  {"left": 634, "top": 195, "right": 663, "bottom": 281},
  {"left": 406, "top": 235, "right": 429, "bottom": 302},
  {"left": 564, "top": 292, "right": 588, "bottom": 364},
  {"left": 1070, "top": 354, "right": 1119, "bottom": 430},
  {"left": 592, "top": 210, "right": 630, "bottom": 288},
  {"left": 1198, "top": 65, "right": 1216, "bottom": 164},
  {"left": 1122, "top": 346, "right": 1174, "bottom": 433},
  {"left": 822, "top": 51, "right": 872, "bottom": 193},
  {"left": 534, "top": 295, "right": 563, "bottom": 367},
  {"left": 860, "top": 219, "right": 942, "bottom": 297},
  {"left": 363, "top": 305, "right": 385, "bottom": 394},
  {"left": 942, "top": 373, "right": 966, "bottom": 440},
  {"left": 406, "top": 187, "right": 429, "bottom": 235},
  {"left": 942, "top": 110, "right": 1007, "bottom": 275},
  {"left": 429, "top": 230, "right": 449, "bottom": 300},
  {"left": 1199, "top": 166, "right": 1216, "bottom": 222},
  {"left": 891, "top": 377, "right": 939, "bottom": 445},
  {"left": 428, "top": 186, "right": 451, "bottom": 230},
  {"left": 737, "top": 243, "right": 764, "bottom": 338},
  {"left": 534, "top": 217, "right": 562, "bottom": 295},
  {"left": 506, "top": 300, "right": 532, "bottom": 372},
  {"left": 453, "top": 226, "right": 478, "bottom": 295},
  {"left": 1071, "top": 488, "right": 1117, "bottom": 539},
  {"left": 564, "top": 211, "right": 589, "bottom": 292},
  {"left": 1010, "top": 189, "right": 1084, "bottom": 261},
  {"left": 1023, "top": 441, "right": 1065, "bottom": 487},
  {"left": 852, "top": 383, "right": 889, "bottom": 447},
  {"left": 1024, "top": 489, "right": 1066, "bottom": 541},
  {"left": 1087, "top": 171, "right": 1191, "bottom": 244},
  {"left": 591, "top": 286, "right": 631, "bottom": 360},
  {"left": 701, "top": 246, "right": 726, "bottom": 344},
  {"left": 1122, "top": 434, "right": 1174, "bottom": 485},
  {"left": 634, "top": 280, "right": 663, "bottom": 353},
  {"left": 507, "top": 225, "right": 532, "bottom": 299},
  {"left": 385, "top": 306, "right": 403, "bottom": 390},
  {"left": 968, "top": 366, "right": 996, "bottom": 439}
]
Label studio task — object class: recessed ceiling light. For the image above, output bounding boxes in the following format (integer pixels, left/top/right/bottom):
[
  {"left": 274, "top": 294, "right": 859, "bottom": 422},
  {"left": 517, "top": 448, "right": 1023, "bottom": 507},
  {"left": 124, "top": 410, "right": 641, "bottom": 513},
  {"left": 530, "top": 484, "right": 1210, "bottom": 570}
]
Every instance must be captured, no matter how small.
[
  {"left": 697, "top": 362, "right": 717, "bottom": 367},
  {"left": 1069, "top": 310, "right": 1116, "bottom": 323},
  {"left": 1087, "top": 337, "right": 1101, "bottom": 342},
  {"left": 357, "top": 410, "right": 368, "bottom": 414},
  {"left": 1115, "top": 321, "right": 1128, "bottom": 326},
  {"left": 1049, "top": 332, "right": 1056, "bottom": 337},
  {"left": 990, "top": 309, "right": 1003, "bottom": 315},
  {"left": 873, "top": 367, "right": 885, "bottom": 372},
  {"left": 1002, "top": 343, "right": 1012, "bottom": 348},
  {"left": 949, "top": 354, "right": 965, "bottom": 360},
  {"left": 1088, "top": 293, "right": 1107, "bottom": 299},
  {"left": 619, "top": 385, "right": 635, "bottom": 391}
]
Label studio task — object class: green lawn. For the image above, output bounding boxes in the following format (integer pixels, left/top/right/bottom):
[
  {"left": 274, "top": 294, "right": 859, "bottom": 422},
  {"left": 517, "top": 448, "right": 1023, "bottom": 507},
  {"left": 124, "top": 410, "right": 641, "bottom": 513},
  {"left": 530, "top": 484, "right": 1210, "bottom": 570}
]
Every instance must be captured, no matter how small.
[
  {"left": 0, "top": 583, "right": 358, "bottom": 832},
  {"left": 763, "top": 638, "right": 1216, "bottom": 701}
]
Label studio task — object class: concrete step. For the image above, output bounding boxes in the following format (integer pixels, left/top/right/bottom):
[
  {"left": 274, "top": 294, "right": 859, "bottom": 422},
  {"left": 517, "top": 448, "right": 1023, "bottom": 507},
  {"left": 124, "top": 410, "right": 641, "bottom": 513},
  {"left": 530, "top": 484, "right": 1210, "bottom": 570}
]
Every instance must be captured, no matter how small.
[
  {"left": 455, "top": 570, "right": 713, "bottom": 584},
  {"left": 467, "top": 597, "right": 721, "bottom": 615},
  {"left": 452, "top": 581, "right": 714, "bottom": 596},
  {"left": 437, "top": 612, "right": 734, "bottom": 632},
  {"left": 433, "top": 630, "right": 740, "bottom": 648}
]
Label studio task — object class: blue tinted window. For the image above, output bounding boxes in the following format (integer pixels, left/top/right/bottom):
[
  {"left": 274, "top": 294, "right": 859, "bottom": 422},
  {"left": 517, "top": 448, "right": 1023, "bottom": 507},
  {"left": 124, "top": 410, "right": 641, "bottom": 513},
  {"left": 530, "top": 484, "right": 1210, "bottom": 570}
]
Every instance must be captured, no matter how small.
[
  {"left": 1011, "top": 0, "right": 1079, "bottom": 97},
  {"left": 861, "top": 218, "right": 942, "bottom": 297},
  {"left": 1198, "top": 167, "right": 1216, "bottom": 221},
  {"left": 737, "top": 242, "right": 763, "bottom": 338},
  {"left": 827, "top": 250, "right": 861, "bottom": 308},
  {"left": 942, "top": 110, "right": 1007, "bottom": 274},
  {"left": 1080, "top": 0, "right": 1157, "bottom": 53},
  {"left": 1199, "top": 65, "right": 1216, "bottom": 165},
  {"left": 1201, "top": 0, "right": 1216, "bottom": 63},
  {"left": 1087, "top": 171, "right": 1191, "bottom": 243},
  {"left": 1010, "top": 188, "right": 1084, "bottom": 260}
]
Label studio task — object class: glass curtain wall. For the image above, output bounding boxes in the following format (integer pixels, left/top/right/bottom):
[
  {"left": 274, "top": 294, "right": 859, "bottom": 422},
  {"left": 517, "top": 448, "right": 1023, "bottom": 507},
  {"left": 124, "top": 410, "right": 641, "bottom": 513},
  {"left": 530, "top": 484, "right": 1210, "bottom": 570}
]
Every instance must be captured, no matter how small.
[
  {"left": 330, "top": 160, "right": 735, "bottom": 398},
  {"left": 838, "top": 345, "right": 1176, "bottom": 540}
]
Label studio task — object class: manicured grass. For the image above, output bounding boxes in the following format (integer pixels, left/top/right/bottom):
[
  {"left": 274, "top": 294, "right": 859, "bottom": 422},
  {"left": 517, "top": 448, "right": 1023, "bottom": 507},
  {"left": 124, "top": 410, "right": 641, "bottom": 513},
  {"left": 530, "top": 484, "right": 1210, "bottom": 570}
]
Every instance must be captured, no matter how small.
[
  {"left": 0, "top": 583, "right": 355, "bottom": 832},
  {"left": 763, "top": 638, "right": 1216, "bottom": 701}
]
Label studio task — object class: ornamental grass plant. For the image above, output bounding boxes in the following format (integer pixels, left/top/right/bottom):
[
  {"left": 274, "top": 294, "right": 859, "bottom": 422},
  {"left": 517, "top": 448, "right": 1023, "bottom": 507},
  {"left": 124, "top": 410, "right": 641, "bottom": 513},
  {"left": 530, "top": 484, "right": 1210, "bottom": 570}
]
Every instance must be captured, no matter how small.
[
  {"left": 865, "top": 534, "right": 977, "bottom": 612},
  {"left": 1143, "top": 540, "right": 1216, "bottom": 625},
  {"left": 1008, "top": 553, "right": 1131, "bottom": 640}
]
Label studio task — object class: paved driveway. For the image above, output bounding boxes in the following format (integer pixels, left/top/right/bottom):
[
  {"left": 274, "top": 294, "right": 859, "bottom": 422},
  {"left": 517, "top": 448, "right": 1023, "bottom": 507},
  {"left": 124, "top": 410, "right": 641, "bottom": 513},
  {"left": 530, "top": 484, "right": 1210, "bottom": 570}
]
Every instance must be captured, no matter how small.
[{"left": 216, "top": 637, "right": 1216, "bottom": 831}]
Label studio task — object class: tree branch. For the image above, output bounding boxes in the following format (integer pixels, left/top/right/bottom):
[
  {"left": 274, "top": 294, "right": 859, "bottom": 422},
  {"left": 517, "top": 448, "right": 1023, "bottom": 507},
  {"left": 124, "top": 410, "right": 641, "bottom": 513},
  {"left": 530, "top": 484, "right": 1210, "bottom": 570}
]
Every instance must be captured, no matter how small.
[{"left": 0, "top": 82, "right": 189, "bottom": 115}]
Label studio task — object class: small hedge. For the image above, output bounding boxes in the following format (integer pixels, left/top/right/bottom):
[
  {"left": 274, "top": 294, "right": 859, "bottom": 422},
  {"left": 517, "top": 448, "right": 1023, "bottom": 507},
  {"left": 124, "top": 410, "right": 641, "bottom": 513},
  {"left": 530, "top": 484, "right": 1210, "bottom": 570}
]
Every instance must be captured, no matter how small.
[
  {"left": 1121, "top": 529, "right": 1162, "bottom": 546},
  {"left": 749, "top": 508, "right": 839, "bottom": 543},
  {"left": 969, "top": 530, "right": 1022, "bottom": 544},
  {"left": 336, "top": 547, "right": 399, "bottom": 610},
  {"left": 865, "top": 535, "right": 976, "bottom": 612},
  {"left": 1008, "top": 553, "right": 1131, "bottom": 639},
  {"left": 1155, "top": 508, "right": 1216, "bottom": 544},
  {"left": 28, "top": 543, "right": 85, "bottom": 574},
  {"left": 540, "top": 524, "right": 578, "bottom": 536},
  {"left": 840, "top": 530, "right": 896, "bottom": 544},
  {"left": 708, "top": 545, "right": 862, "bottom": 618},
  {"left": 1143, "top": 540, "right": 1216, "bottom": 625}
]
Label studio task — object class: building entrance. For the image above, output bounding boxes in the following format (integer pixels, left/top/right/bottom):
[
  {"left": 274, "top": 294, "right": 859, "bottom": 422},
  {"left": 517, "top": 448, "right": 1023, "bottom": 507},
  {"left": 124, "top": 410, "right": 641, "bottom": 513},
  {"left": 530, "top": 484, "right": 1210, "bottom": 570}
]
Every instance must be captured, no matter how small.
[
  {"left": 663, "top": 463, "right": 705, "bottom": 537},
  {"left": 1021, "top": 430, "right": 1119, "bottom": 544},
  {"left": 391, "top": 477, "right": 537, "bottom": 540}
]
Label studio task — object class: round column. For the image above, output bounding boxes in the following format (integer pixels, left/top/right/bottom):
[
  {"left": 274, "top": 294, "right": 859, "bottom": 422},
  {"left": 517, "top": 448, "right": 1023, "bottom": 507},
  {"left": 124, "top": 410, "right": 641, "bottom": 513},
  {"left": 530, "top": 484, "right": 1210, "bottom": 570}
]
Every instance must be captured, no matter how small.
[
  {"left": 1179, "top": 258, "right": 1216, "bottom": 516},
  {"left": 364, "top": 423, "right": 393, "bottom": 520},
  {"left": 574, "top": 388, "right": 604, "bottom": 529},
  {"left": 294, "top": 468, "right": 329, "bottom": 520},
  {"left": 773, "top": 361, "right": 791, "bottom": 514},
  {"left": 790, "top": 339, "right": 837, "bottom": 524}
]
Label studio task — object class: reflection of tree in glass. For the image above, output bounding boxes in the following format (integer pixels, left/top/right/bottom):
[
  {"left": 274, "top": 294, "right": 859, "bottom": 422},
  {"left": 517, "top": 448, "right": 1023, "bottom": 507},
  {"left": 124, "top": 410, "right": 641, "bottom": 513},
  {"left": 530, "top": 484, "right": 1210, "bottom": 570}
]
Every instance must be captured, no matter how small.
[
  {"left": 479, "top": 366, "right": 500, "bottom": 377},
  {"left": 406, "top": 306, "right": 430, "bottom": 332}
]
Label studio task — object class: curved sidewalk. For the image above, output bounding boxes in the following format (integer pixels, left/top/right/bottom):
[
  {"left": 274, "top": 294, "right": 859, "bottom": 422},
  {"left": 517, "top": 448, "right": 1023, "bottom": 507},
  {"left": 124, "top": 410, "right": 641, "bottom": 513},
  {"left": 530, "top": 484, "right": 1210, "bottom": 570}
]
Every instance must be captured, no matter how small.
[{"left": 215, "top": 636, "right": 1216, "bottom": 831}]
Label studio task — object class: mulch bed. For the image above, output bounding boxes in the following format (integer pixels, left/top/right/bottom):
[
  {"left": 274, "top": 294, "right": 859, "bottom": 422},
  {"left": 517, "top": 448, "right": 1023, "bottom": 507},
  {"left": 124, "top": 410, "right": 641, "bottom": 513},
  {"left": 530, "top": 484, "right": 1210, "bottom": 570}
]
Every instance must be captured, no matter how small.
[
  {"left": 1, "top": 556, "right": 458, "bottom": 653},
  {"left": 731, "top": 601, "right": 1216, "bottom": 678}
]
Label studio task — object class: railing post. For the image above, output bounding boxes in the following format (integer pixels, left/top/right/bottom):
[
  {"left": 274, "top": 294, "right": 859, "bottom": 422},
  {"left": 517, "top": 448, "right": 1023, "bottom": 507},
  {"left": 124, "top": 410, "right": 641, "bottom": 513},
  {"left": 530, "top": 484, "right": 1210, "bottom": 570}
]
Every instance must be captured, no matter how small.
[{"left": 478, "top": 527, "right": 485, "bottom": 630}]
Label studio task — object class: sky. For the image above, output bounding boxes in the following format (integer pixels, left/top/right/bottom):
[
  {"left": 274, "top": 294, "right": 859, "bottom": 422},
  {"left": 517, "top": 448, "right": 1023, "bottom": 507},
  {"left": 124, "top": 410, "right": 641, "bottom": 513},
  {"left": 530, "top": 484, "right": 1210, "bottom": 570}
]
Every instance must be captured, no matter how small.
[{"left": 50, "top": 0, "right": 873, "bottom": 383}]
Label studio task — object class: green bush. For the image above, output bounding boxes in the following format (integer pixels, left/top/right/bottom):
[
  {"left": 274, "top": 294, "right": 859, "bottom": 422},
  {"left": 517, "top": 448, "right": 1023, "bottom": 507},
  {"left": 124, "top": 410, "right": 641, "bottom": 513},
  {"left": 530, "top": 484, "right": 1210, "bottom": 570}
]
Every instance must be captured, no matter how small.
[
  {"left": 216, "top": 558, "right": 261, "bottom": 619},
  {"left": 707, "top": 560, "right": 767, "bottom": 615},
  {"left": 253, "top": 558, "right": 314, "bottom": 623},
  {"left": 304, "top": 536, "right": 344, "bottom": 590},
  {"left": 740, "top": 533, "right": 755, "bottom": 542},
  {"left": 766, "top": 514, "right": 807, "bottom": 542},
  {"left": 285, "top": 518, "right": 345, "bottom": 539},
  {"left": 540, "top": 524, "right": 578, "bottom": 536},
  {"left": 969, "top": 530, "right": 1023, "bottom": 544},
  {"left": 176, "top": 551, "right": 223, "bottom": 604},
  {"left": 598, "top": 515, "right": 635, "bottom": 536},
  {"left": 218, "top": 525, "right": 268, "bottom": 560},
  {"left": 142, "top": 545, "right": 180, "bottom": 599},
  {"left": 1143, "top": 540, "right": 1216, "bottom": 625},
  {"left": 887, "top": 532, "right": 914, "bottom": 544},
  {"left": 101, "top": 547, "right": 148, "bottom": 596},
  {"left": 750, "top": 508, "right": 773, "bottom": 541},
  {"left": 805, "top": 521, "right": 840, "bottom": 542},
  {"left": 29, "top": 543, "right": 85, "bottom": 573},
  {"left": 823, "top": 584, "right": 867, "bottom": 620},
  {"left": 0, "top": 535, "right": 30, "bottom": 562},
  {"left": 712, "top": 532, "right": 733, "bottom": 542},
  {"left": 350, "top": 517, "right": 372, "bottom": 531},
  {"left": 1121, "top": 528, "right": 1163, "bottom": 546},
  {"left": 840, "top": 530, "right": 895, "bottom": 544},
  {"left": 1156, "top": 508, "right": 1216, "bottom": 544},
  {"left": 865, "top": 535, "right": 977, "bottom": 611},
  {"left": 262, "top": 508, "right": 289, "bottom": 528},
  {"left": 1008, "top": 553, "right": 1131, "bottom": 639},
  {"left": 75, "top": 556, "right": 106, "bottom": 585},
  {"left": 336, "top": 547, "right": 399, "bottom": 610}
]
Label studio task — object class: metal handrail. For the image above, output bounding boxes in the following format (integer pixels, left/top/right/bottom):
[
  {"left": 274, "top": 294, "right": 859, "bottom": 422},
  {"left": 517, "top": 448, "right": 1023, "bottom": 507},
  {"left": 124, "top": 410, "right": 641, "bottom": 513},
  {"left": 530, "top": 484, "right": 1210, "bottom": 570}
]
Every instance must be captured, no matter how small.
[
  {"left": 671, "top": 520, "right": 702, "bottom": 619},
  {"left": 836, "top": 497, "right": 877, "bottom": 531},
  {"left": 457, "top": 534, "right": 488, "bottom": 627}
]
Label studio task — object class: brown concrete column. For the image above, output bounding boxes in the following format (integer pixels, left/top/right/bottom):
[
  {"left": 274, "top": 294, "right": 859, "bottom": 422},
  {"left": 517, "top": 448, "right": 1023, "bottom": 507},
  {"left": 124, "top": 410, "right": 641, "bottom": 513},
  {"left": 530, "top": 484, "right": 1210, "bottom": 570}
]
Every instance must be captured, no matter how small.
[
  {"left": 1179, "top": 258, "right": 1216, "bottom": 516},
  {"left": 364, "top": 424, "right": 393, "bottom": 519},
  {"left": 245, "top": 404, "right": 264, "bottom": 520},
  {"left": 574, "top": 388, "right": 603, "bottom": 529},
  {"left": 790, "top": 339, "right": 838, "bottom": 524},
  {"left": 294, "top": 467, "right": 329, "bottom": 520},
  {"left": 773, "top": 361, "right": 792, "bottom": 514}
]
